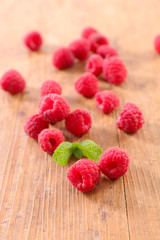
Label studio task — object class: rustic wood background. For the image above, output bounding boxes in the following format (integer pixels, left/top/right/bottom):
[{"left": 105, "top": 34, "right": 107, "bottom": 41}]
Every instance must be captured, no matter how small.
[{"left": 0, "top": 0, "right": 160, "bottom": 239}]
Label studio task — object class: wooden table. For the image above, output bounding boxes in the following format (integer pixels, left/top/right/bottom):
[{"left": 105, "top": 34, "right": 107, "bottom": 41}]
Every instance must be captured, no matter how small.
[{"left": 0, "top": 0, "right": 160, "bottom": 239}]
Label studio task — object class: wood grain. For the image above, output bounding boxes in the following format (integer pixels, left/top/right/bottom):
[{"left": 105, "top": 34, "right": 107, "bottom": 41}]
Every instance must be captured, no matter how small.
[{"left": 0, "top": 0, "right": 160, "bottom": 239}]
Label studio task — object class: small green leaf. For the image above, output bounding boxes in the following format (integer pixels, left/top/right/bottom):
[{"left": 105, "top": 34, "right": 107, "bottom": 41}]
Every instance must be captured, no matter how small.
[
  {"left": 52, "top": 142, "right": 73, "bottom": 166},
  {"left": 79, "top": 140, "right": 103, "bottom": 161},
  {"left": 73, "top": 148, "right": 83, "bottom": 159},
  {"left": 71, "top": 142, "right": 80, "bottom": 149}
]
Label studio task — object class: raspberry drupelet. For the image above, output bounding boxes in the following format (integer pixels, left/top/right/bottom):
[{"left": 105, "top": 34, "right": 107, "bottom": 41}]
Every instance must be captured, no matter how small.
[
  {"left": 116, "top": 103, "right": 145, "bottom": 133},
  {"left": 40, "top": 80, "right": 62, "bottom": 96},
  {"left": 95, "top": 91, "right": 120, "bottom": 114},
  {"left": 81, "top": 26, "right": 98, "bottom": 39},
  {"left": 38, "top": 129, "right": 65, "bottom": 154},
  {"left": 52, "top": 47, "right": 74, "bottom": 69},
  {"left": 97, "top": 45, "right": 117, "bottom": 58},
  {"left": 103, "top": 56, "right": 127, "bottom": 85},
  {"left": 65, "top": 109, "right": 92, "bottom": 137},
  {"left": 89, "top": 33, "right": 109, "bottom": 53},
  {"left": 154, "top": 35, "right": 160, "bottom": 54},
  {"left": 1, "top": 69, "right": 26, "bottom": 94},
  {"left": 85, "top": 54, "right": 103, "bottom": 76},
  {"left": 24, "top": 114, "right": 49, "bottom": 139},
  {"left": 39, "top": 93, "right": 70, "bottom": 124},
  {"left": 67, "top": 158, "right": 101, "bottom": 192},
  {"left": 24, "top": 31, "right": 43, "bottom": 51},
  {"left": 75, "top": 72, "right": 99, "bottom": 98},
  {"left": 99, "top": 147, "right": 130, "bottom": 179},
  {"left": 69, "top": 38, "right": 90, "bottom": 61}
]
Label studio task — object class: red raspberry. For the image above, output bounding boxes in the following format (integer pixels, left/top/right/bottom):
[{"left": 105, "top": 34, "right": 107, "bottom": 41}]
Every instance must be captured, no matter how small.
[
  {"left": 1, "top": 69, "right": 26, "bottom": 94},
  {"left": 81, "top": 26, "right": 98, "bottom": 39},
  {"left": 116, "top": 103, "right": 145, "bottom": 133},
  {"left": 40, "top": 80, "right": 62, "bottom": 96},
  {"left": 85, "top": 54, "right": 103, "bottom": 76},
  {"left": 89, "top": 33, "right": 109, "bottom": 52},
  {"left": 75, "top": 72, "right": 99, "bottom": 98},
  {"left": 95, "top": 91, "right": 120, "bottom": 113},
  {"left": 39, "top": 93, "right": 70, "bottom": 124},
  {"left": 67, "top": 158, "right": 100, "bottom": 192},
  {"left": 65, "top": 109, "right": 92, "bottom": 137},
  {"left": 24, "top": 114, "right": 49, "bottom": 139},
  {"left": 24, "top": 31, "right": 43, "bottom": 51},
  {"left": 97, "top": 45, "right": 117, "bottom": 58},
  {"left": 69, "top": 38, "right": 90, "bottom": 61},
  {"left": 52, "top": 47, "right": 74, "bottom": 69},
  {"left": 103, "top": 56, "right": 127, "bottom": 85},
  {"left": 154, "top": 35, "right": 160, "bottom": 53},
  {"left": 38, "top": 129, "right": 65, "bottom": 154},
  {"left": 99, "top": 147, "right": 130, "bottom": 179}
]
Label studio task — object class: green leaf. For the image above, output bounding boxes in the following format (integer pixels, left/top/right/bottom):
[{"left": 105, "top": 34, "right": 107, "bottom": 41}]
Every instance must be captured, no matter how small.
[
  {"left": 79, "top": 140, "right": 103, "bottom": 161},
  {"left": 71, "top": 142, "right": 80, "bottom": 149},
  {"left": 52, "top": 142, "right": 73, "bottom": 166},
  {"left": 73, "top": 148, "right": 83, "bottom": 159}
]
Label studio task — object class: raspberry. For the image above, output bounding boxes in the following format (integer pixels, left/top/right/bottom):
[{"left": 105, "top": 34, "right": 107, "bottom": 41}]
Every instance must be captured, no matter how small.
[
  {"left": 24, "top": 114, "right": 49, "bottom": 139},
  {"left": 65, "top": 109, "right": 92, "bottom": 137},
  {"left": 89, "top": 33, "right": 109, "bottom": 52},
  {"left": 99, "top": 147, "right": 130, "bottom": 179},
  {"left": 81, "top": 27, "right": 98, "bottom": 39},
  {"left": 24, "top": 31, "right": 43, "bottom": 51},
  {"left": 85, "top": 54, "right": 103, "bottom": 76},
  {"left": 116, "top": 103, "right": 145, "bottom": 133},
  {"left": 95, "top": 91, "right": 120, "bottom": 113},
  {"left": 103, "top": 56, "right": 127, "bottom": 85},
  {"left": 40, "top": 80, "right": 62, "bottom": 96},
  {"left": 39, "top": 93, "right": 70, "bottom": 124},
  {"left": 75, "top": 72, "right": 99, "bottom": 98},
  {"left": 38, "top": 129, "right": 65, "bottom": 154},
  {"left": 67, "top": 158, "right": 100, "bottom": 192},
  {"left": 0, "top": 69, "right": 26, "bottom": 94},
  {"left": 154, "top": 35, "right": 160, "bottom": 53},
  {"left": 52, "top": 47, "right": 74, "bottom": 69},
  {"left": 69, "top": 38, "right": 90, "bottom": 61},
  {"left": 97, "top": 45, "right": 117, "bottom": 58}
]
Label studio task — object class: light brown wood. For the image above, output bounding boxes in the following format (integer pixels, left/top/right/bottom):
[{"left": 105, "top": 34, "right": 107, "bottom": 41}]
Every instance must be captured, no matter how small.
[{"left": 0, "top": 0, "right": 160, "bottom": 239}]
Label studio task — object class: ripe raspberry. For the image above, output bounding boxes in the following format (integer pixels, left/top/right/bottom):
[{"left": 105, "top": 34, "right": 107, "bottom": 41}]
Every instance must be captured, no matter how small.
[
  {"left": 24, "top": 114, "right": 49, "bottom": 139},
  {"left": 99, "top": 147, "right": 130, "bottom": 179},
  {"left": 40, "top": 80, "right": 62, "bottom": 96},
  {"left": 154, "top": 35, "right": 160, "bottom": 53},
  {"left": 85, "top": 54, "right": 103, "bottom": 76},
  {"left": 65, "top": 109, "right": 92, "bottom": 137},
  {"left": 103, "top": 56, "right": 127, "bottom": 85},
  {"left": 81, "top": 26, "right": 98, "bottom": 39},
  {"left": 38, "top": 129, "right": 65, "bottom": 154},
  {"left": 95, "top": 91, "right": 120, "bottom": 113},
  {"left": 116, "top": 103, "right": 145, "bottom": 133},
  {"left": 39, "top": 93, "right": 70, "bottom": 124},
  {"left": 0, "top": 69, "right": 26, "bottom": 94},
  {"left": 69, "top": 38, "right": 90, "bottom": 61},
  {"left": 24, "top": 31, "right": 43, "bottom": 51},
  {"left": 75, "top": 72, "right": 99, "bottom": 98},
  {"left": 89, "top": 33, "right": 109, "bottom": 52},
  {"left": 97, "top": 45, "right": 117, "bottom": 58},
  {"left": 52, "top": 47, "right": 74, "bottom": 69},
  {"left": 67, "top": 158, "right": 100, "bottom": 192}
]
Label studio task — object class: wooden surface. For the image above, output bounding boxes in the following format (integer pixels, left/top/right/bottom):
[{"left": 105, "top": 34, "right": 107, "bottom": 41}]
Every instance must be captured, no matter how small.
[{"left": 0, "top": 0, "right": 160, "bottom": 239}]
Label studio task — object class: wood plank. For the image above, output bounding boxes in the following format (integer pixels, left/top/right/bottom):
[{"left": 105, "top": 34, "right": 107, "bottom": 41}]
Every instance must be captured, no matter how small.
[{"left": 0, "top": 0, "right": 160, "bottom": 239}]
